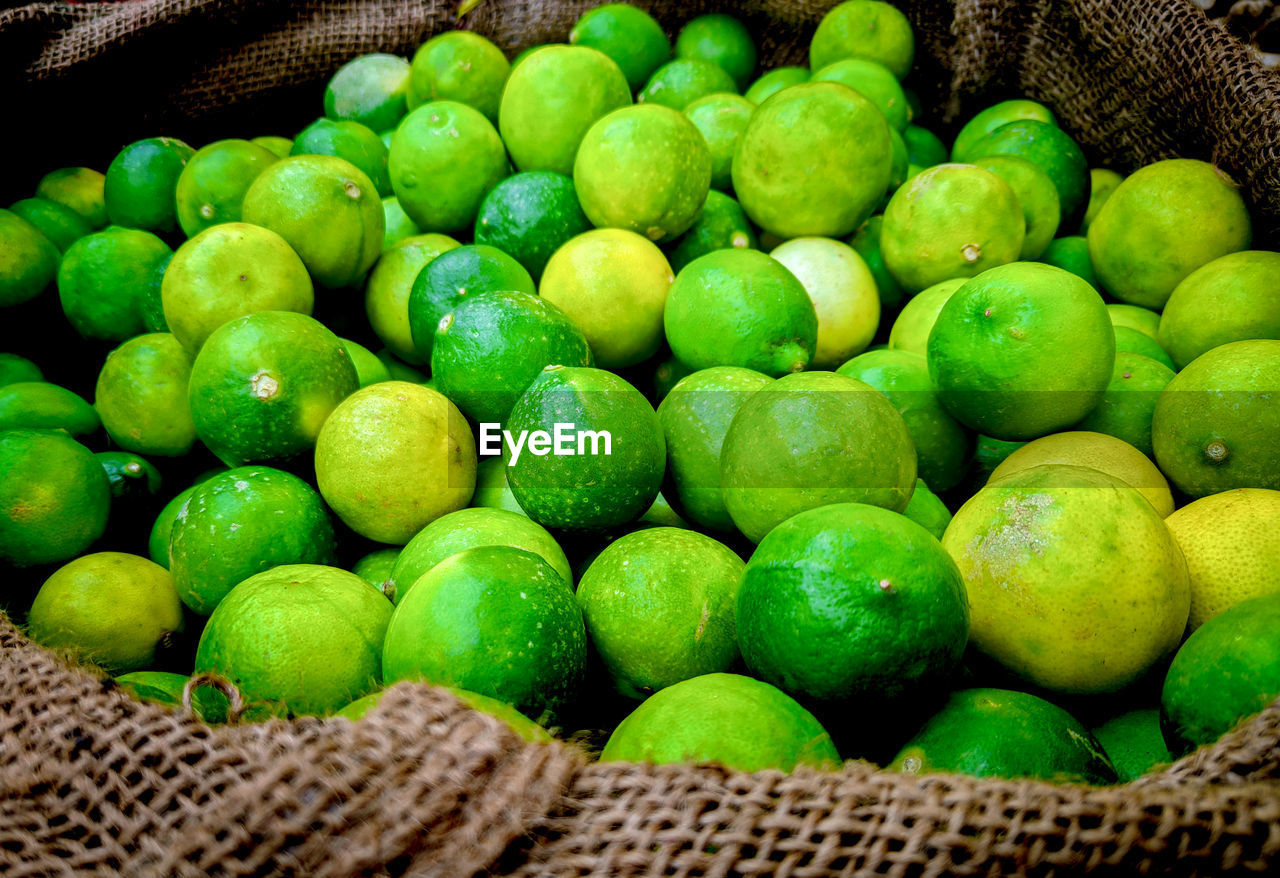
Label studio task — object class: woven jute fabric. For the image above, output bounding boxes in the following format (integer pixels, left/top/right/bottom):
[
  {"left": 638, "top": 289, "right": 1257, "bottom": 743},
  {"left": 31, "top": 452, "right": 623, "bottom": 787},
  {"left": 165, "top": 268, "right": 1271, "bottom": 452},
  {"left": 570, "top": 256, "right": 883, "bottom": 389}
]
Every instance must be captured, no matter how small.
[{"left": 5, "top": 0, "right": 1280, "bottom": 874}]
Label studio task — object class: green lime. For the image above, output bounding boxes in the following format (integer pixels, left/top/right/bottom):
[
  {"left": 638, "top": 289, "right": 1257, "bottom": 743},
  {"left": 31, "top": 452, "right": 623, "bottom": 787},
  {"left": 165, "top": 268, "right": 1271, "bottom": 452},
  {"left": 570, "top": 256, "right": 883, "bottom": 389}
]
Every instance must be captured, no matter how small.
[
  {"left": 733, "top": 82, "right": 892, "bottom": 239},
  {"left": 0, "top": 430, "right": 110, "bottom": 567},
  {"left": 1039, "top": 234, "right": 1097, "bottom": 288},
  {"left": 114, "top": 670, "right": 230, "bottom": 722},
  {"left": 407, "top": 32, "right": 509, "bottom": 122},
  {"left": 351, "top": 547, "right": 399, "bottom": 591},
  {"left": 568, "top": 3, "right": 669, "bottom": 92},
  {"left": 1076, "top": 352, "right": 1176, "bottom": 459},
  {"left": 902, "top": 478, "right": 951, "bottom": 539},
  {"left": 174, "top": 139, "right": 279, "bottom": 236},
  {"left": 241, "top": 154, "right": 384, "bottom": 289},
  {"left": 638, "top": 59, "right": 738, "bottom": 110},
  {"left": 473, "top": 170, "right": 592, "bottom": 279},
  {"left": 651, "top": 353, "right": 696, "bottom": 402},
  {"left": 0, "top": 381, "right": 98, "bottom": 438},
  {"left": 578, "top": 527, "right": 744, "bottom": 698},
  {"left": 0, "top": 210, "right": 59, "bottom": 307},
  {"left": 664, "top": 248, "right": 817, "bottom": 376},
  {"left": 600, "top": 672, "right": 841, "bottom": 771},
  {"left": 721, "top": 371, "right": 917, "bottom": 542},
  {"left": 682, "top": 93, "right": 754, "bottom": 191},
  {"left": 1091, "top": 709, "right": 1170, "bottom": 782},
  {"left": 8, "top": 197, "right": 93, "bottom": 251},
  {"left": 743, "top": 65, "right": 809, "bottom": 103},
  {"left": 970, "top": 433, "right": 1025, "bottom": 482},
  {"left": 540, "top": 229, "right": 673, "bottom": 369},
  {"left": 971, "top": 155, "right": 1061, "bottom": 259},
  {"left": 837, "top": 349, "right": 972, "bottom": 491},
  {"left": 315, "top": 381, "right": 477, "bottom": 543},
  {"left": 162, "top": 222, "right": 314, "bottom": 353},
  {"left": 381, "top": 196, "right": 421, "bottom": 249},
  {"left": 140, "top": 252, "right": 171, "bottom": 333},
  {"left": 325, "top": 52, "right": 411, "bottom": 132},
  {"left": 499, "top": 45, "right": 632, "bottom": 175},
  {"left": 891, "top": 688, "right": 1116, "bottom": 784},
  {"left": 0, "top": 353, "right": 42, "bottom": 386},
  {"left": 810, "top": 0, "right": 915, "bottom": 79},
  {"left": 886, "top": 276, "right": 968, "bottom": 355},
  {"left": 1114, "top": 325, "right": 1175, "bottom": 371},
  {"left": 291, "top": 118, "right": 392, "bottom": 198},
  {"left": 339, "top": 337, "right": 390, "bottom": 387},
  {"left": 36, "top": 167, "right": 107, "bottom": 228},
  {"left": 149, "top": 485, "right": 196, "bottom": 568},
  {"left": 364, "top": 232, "right": 459, "bottom": 364},
  {"left": 664, "top": 189, "right": 757, "bottom": 272},
  {"left": 1107, "top": 304, "right": 1161, "bottom": 340},
  {"left": 950, "top": 99, "right": 1056, "bottom": 162},
  {"left": 1152, "top": 339, "right": 1280, "bottom": 497},
  {"left": 505, "top": 366, "right": 665, "bottom": 530},
  {"left": 927, "top": 262, "right": 1114, "bottom": 440},
  {"left": 382, "top": 545, "right": 586, "bottom": 717},
  {"left": 675, "top": 13, "right": 756, "bottom": 89},
  {"left": 195, "top": 563, "right": 392, "bottom": 717},
  {"left": 812, "top": 58, "right": 909, "bottom": 131},
  {"left": 57, "top": 226, "right": 171, "bottom": 341},
  {"left": 1082, "top": 167, "right": 1124, "bottom": 233},
  {"left": 883, "top": 126, "right": 911, "bottom": 200},
  {"left": 250, "top": 136, "right": 293, "bottom": 158},
  {"left": 432, "top": 289, "right": 592, "bottom": 423},
  {"left": 846, "top": 214, "right": 906, "bottom": 309},
  {"left": 406, "top": 243, "right": 536, "bottom": 360},
  {"left": 880, "top": 163, "right": 1025, "bottom": 293},
  {"left": 188, "top": 311, "right": 359, "bottom": 466},
  {"left": 771, "top": 236, "right": 880, "bottom": 369},
  {"left": 1162, "top": 593, "right": 1280, "bottom": 755},
  {"left": 963, "top": 121, "right": 1089, "bottom": 224},
  {"left": 388, "top": 506, "right": 570, "bottom": 602},
  {"left": 96, "top": 452, "right": 163, "bottom": 531},
  {"left": 169, "top": 465, "right": 336, "bottom": 614},
  {"left": 1158, "top": 251, "right": 1280, "bottom": 369},
  {"left": 903, "top": 124, "right": 947, "bottom": 166},
  {"left": 104, "top": 137, "right": 194, "bottom": 232},
  {"left": 335, "top": 687, "right": 552, "bottom": 742},
  {"left": 943, "top": 465, "right": 1190, "bottom": 694},
  {"left": 375, "top": 348, "right": 429, "bottom": 383},
  {"left": 471, "top": 455, "right": 526, "bottom": 515},
  {"left": 27, "top": 552, "right": 183, "bottom": 674},
  {"left": 1088, "top": 159, "right": 1252, "bottom": 308}
]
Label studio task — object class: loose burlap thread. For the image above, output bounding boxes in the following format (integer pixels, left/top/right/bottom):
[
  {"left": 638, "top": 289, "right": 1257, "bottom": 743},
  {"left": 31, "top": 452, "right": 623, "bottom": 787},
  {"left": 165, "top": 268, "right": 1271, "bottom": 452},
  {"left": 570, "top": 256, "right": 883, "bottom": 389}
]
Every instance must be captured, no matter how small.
[{"left": 4, "top": 0, "right": 1280, "bottom": 874}]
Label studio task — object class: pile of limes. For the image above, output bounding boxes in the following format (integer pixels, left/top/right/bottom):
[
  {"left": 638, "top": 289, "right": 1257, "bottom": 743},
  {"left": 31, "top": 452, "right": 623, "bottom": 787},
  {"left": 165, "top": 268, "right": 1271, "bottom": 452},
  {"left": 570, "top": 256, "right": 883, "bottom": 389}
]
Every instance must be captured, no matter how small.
[{"left": 3, "top": 0, "right": 1279, "bottom": 784}]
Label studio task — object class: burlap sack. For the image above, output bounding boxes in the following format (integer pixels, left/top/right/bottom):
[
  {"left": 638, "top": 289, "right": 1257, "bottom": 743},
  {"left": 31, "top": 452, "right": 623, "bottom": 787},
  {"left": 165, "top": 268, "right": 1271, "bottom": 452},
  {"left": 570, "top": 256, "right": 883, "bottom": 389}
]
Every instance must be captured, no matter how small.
[{"left": 4, "top": 1, "right": 1280, "bottom": 874}]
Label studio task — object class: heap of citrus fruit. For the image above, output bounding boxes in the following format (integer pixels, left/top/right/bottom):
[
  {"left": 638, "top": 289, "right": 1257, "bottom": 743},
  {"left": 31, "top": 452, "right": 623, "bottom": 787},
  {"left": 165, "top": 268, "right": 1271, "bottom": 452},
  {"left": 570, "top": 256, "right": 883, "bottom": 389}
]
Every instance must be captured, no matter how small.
[{"left": 4, "top": 0, "right": 1279, "bottom": 784}]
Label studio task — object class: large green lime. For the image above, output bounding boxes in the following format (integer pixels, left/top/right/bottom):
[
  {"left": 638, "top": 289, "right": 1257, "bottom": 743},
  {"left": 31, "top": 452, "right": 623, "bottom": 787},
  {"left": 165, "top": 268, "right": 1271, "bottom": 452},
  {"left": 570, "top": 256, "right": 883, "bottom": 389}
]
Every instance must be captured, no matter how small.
[{"left": 57, "top": 226, "right": 171, "bottom": 341}]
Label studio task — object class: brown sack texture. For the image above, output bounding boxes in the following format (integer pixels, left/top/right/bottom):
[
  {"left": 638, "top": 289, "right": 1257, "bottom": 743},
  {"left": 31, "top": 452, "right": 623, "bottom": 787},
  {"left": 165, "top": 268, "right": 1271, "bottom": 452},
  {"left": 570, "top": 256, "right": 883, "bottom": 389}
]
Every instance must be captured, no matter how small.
[{"left": 4, "top": 1, "right": 1280, "bottom": 874}]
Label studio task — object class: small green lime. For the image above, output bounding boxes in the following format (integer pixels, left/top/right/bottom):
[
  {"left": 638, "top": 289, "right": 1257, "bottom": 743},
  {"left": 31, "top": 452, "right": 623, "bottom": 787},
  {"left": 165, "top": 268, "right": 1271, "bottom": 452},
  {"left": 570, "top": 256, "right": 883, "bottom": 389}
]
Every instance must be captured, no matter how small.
[
  {"left": 742, "top": 66, "right": 809, "bottom": 103},
  {"left": 36, "top": 167, "right": 107, "bottom": 228},
  {"left": 250, "top": 136, "right": 293, "bottom": 158},
  {"left": 682, "top": 93, "right": 755, "bottom": 191},
  {"left": 1106, "top": 304, "right": 1162, "bottom": 340},
  {"left": 1114, "top": 325, "right": 1175, "bottom": 371},
  {"left": 406, "top": 243, "right": 535, "bottom": 360},
  {"left": 473, "top": 170, "right": 592, "bottom": 279},
  {"left": 675, "top": 13, "right": 756, "bottom": 89},
  {"left": 7, "top": 197, "right": 92, "bottom": 252},
  {"left": 471, "top": 456, "right": 526, "bottom": 515},
  {"left": 639, "top": 58, "right": 738, "bottom": 110},
  {"left": 175, "top": 139, "right": 279, "bottom": 236},
  {"left": 325, "top": 52, "right": 411, "bottom": 132},
  {"left": 1076, "top": 352, "right": 1176, "bottom": 459},
  {"left": 902, "top": 478, "right": 951, "bottom": 539},
  {"left": 812, "top": 58, "right": 909, "bottom": 131},
  {"left": 664, "top": 190, "right": 757, "bottom": 272},
  {"left": 846, "top": 214, "right": 906, "bottom": 309},
  {"left": 0, "top": 430, "right": 110, "bottom": 567},
  {"left": 903, "top": 124, "right": 947, "bottom": 166},
  {"left": 104, "top": 137, "right": 195, "bottom": 233},
  {"left": 335, "top": 687, "right": 553, "bottom": 743},
  {"left": 0, "top": 381, "right": 99, "bottom": 438},
  {"left": 0, "top": 353, "right": 42, "bottom": 386},
  {"left": 1082, "top": 167, "right": 1124, "bottom": 233},
  {"left": 950, "top": 99, "right": 1056, "bottom": 162},
  {"left": 339, "top": 337, "right": 391, "bottom": 387},
  {"left": 886, "top": 277, "right": 968, "bottom": 355},
  {"left": 57, "top": 226, "right": 171, "bottom": 341},
  {"left": 569, "top": 3, "right": 670, "bottom": 92},
  {"left": 1091, "top": 709, "right": 1170, "bottom": 782},
  {"left": 1039, "top": 235, "right": 1097, "bottom": 288},
  {"left": 963, "top": 121, "right": 1089, "bottom": 224},
  {"left": 407, "top": 32, "right": 509, "bottom": 122},
  {"left": 971, "top": 155, "right": 1061, "bottom": 259},
  {"left": 291, "top": 118, "right": 392, "bottom": 197},
  {"left": 364, "top": 232, "right": 459, "bottom": 364},
  {"left": 381, "top": 196, "right": 421, "bottom": 250}
]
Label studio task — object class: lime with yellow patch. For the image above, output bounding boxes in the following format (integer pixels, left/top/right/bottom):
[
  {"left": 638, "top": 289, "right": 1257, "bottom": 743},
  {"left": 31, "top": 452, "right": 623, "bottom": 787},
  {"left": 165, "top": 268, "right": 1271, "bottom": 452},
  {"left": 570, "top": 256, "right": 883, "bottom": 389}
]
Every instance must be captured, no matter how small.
[
  {"left": 175, "top": 139, "right": 279, "bottom": 236},
  {"left": 8, "top": 197, "right": 92, "bottom": 252},
  {"left": 771, "top": 236, "right": 880, "bottom": 370}
]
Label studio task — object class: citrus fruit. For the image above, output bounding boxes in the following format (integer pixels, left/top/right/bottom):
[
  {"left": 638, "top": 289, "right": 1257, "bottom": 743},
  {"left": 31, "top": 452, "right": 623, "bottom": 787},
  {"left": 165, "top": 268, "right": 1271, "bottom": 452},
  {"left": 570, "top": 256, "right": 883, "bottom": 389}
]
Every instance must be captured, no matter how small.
[
  {"left": 333, "top": 338, "right": 385, "bottom": 387},
  {"left": 847, "top": 214, "right": 907, "bottom": 309},
  {"left": 771, "top": 237, "right": 880, "bottom": 369},
  {"left": 432, "top": 289, "right": 593, "bottom": 423},
  {"left": 1161, "top": 592, "right": 1280, "bottom": 755},
  {"left": 886, "top": 276, "right": 967, "bottom": 355},
  {"left": 57, "top": 226, "right": 171, "bottom": 341},
  {"left": 657, "top": 366, "right": 772, "bottom": 531},
  {"left": 949, "top": 99, "right": 1056, "bottom": 162},
  {"left": 174, "top": 138, "right": 279, "bottom": 236},
  {"left": 902, "top": 478, "right": 951, "bottom": 539},
  {"left": 103, "top": 136, "right": 194, "bottom": 232},
  {"left": 890, "top": 688, "right": 1117, "bottom": 784},
  {"left": 350, "top": 548, "right": 399, "bottom": 592},
  {"left": 962, "top": 120, "right": 1089, "bottom": 223},
  {"left": 971, "top": 155, "right": 1061, "bottom": 259},
  {"left": 664, "top": 248, "right": 817, "bottom": 376},
  {"left": 498, "top": 45, "right": 632, "bottom": 176},
  {"left": 0, "top": 430, "right": 110, "bottom": 567},
  {"left": 162, "top": 222, "right": 314, "bottom": 352},
  {"left": 569, "top": 3, "right": 670, "bottom": 92},
  {"left": 1151, "top": 339, "right": 1280, "bottom": 496},
  {"left": 94, "top": 333, "right": 194, "bottom": 456},
  {"left": 1107, "top": 304, "right": 1161, "bottom": 339},
  {"left": 188, "top": 311, "right": 358, "bottom": 466},
  {"left": 194, "top": 563, "right": 392, "bottom": 717},
  {"left": 291, "top": 117, "right": 391, "bottom": 197},
  {"left": 251, "top": 136, "right": 293, "bottom": 158},
  {"left": 1090, "top": 709, "right": 1170, "bottom": 782},
  {"left": 942, "top": 464, "right": 1190, "bottom": 694},
  {"left": 721, "top": 371, "right": 917, "bottom": 541},
  {"left": 315, "top": 381, "right": 476, "bottom": 543},
  {"left": 382, "top": 545, "right": 587, "bottom": 717},
  {"left": 407, "top": 32, "right": 508, "bottom": 122},
  {"left": 675, "top": 13, "right": 756, "bottom": 89},
  {"left": 837, "top": 349, "right": 972, "bottom": 491},
  {"left": 505, "top": 365, "right": 664, "bottom": 530},
  {"left": 388, "top": 506, "right": 571, "bottom": 602},
  {"left": 8, "top": 197, "right": 92, "bottom": 252},
  {"left": 381, "top": 196, "right": 421, "bottom": 249},
  {"left": 1113, "top": 325, "right": 1175, "bottom": 371},
  {"left": 739, "top": 503, "right": 968, "bottom": 704},
  {"left": 26, "top": 552, "right": 183, "bottom": 674},
  {"left": 0, "top": 353, "right": 42, "bottom": 386},
  {"left": 115, "top": 670, "right": 230, "bottom": 722},
  {"left": 682, "top": 93, "right": 754, "bottom": 192},
  {"left": 0, "top": 381, "right": 98, "bottom": 437},
  {"left": 638, "top": 58, "right": 737, "bottom": 110},
  {"left": 880, "top": 163, "right": 1025, "bottom": 293},
  {"left": 1158, "top": 251, "right": 1280, "bottom": 369},
  {"left": 149, "top": 485, "right": 196, "bottom": 568},
  {"left": 1040, "top": 235, "right": 1097, "bottom": 288},
  {"left": 990, "top": 431, "right": 1174, "bottom": 517},
  {"left": 1082, "top": 167, "right": 1124, "bottom": 233},
  {"left": 539, "top": 228, "right": 673, "bottom": 369},
  {"left": 665, "top": 191, "right": 757, "bottom": 273},
  {"left": 970, "top": 433, "right": 1026, "bottom": 482},
  {"left": 903, "top": 123, "right": 948, "bottom": 166},
  {"left": 927, "top": 262, "right": 1114, "bottom": 440},
  {"left": 473, "top": 170, "right": 591, "bottom": 279},
  {"left": 96, "top": 451, "right": 163, "bottom": 515},
  {"left": 36, "top": 167, "right": 107, "bottom": 228},
  {"left": 1087, "top": 159, "right": 1252, "bottom": 308},
  {"left": 733, "top": 82, "right": 892, "bottom": 239},
  {"left": 335, "top": 687, "right": 553, "bottom": 742},
  {"left": 809, "top": 0, "right": 914, "bottom": 79},
  {"left": 325, "top": 52, "right": 411, "bottom": 132},
  {"left": 471, "top": 456, "right": 526, "bottom": 516},
  {"left": 812, "top": 58, "right": 909, "bottom": 131},
  {"left": 364, "top": 232, "right": 459, "bottom": 363},
  {"left": 1076, "top": 351, "right": 1175, "bottom": 459},
  {"left": 1165, "top": 488, "right": 1280, "bottom": 630},
  {"left": 389, "top": 101, "right": 507, "bottom": 234},
  {"left": 600, "top": 672, "right": 841, "bottom": 771},
  {"left": 375, "top": 348, "right": 428, "bottom": 383},
  {"left": 743, "top": 65, "right": 809, "bottom": 103},
  {"left": 578, "top": 527, "right": 745, "bottom": 698}
]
